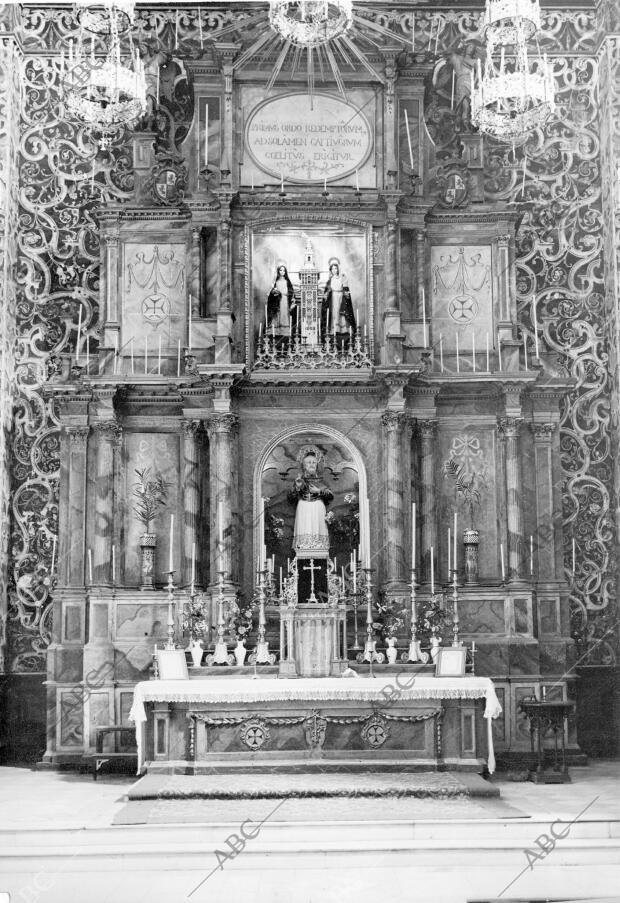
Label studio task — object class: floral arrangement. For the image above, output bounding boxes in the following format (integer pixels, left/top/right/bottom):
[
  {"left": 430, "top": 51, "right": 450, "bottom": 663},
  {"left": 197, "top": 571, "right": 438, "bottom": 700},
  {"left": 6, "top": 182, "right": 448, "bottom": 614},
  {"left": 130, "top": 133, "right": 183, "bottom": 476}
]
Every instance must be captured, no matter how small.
[
  {"left": 229, "top": 595, "right": 256, "bottom": 642},
  {"left": 415, "top": 596, "right": 450, "bottom": 641},
  {"left": 182, "top": 595, "right": 209, "bottom": 640},
  {"left": 375, "top": 595, "right": 408, "bottom": 640},
  {"left": 324, "top": 491, "right": 359, "bottom": 549},
  {"left": 131, "top": 467, "right": 170, "bottom": 532}
]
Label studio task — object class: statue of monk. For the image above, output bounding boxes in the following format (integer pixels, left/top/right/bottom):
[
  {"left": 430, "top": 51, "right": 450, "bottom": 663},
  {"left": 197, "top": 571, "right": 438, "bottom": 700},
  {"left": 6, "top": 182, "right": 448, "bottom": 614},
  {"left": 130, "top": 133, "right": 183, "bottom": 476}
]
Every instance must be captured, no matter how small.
[{"left": 287, "top": 450, "right": 333, "bottom": 558}]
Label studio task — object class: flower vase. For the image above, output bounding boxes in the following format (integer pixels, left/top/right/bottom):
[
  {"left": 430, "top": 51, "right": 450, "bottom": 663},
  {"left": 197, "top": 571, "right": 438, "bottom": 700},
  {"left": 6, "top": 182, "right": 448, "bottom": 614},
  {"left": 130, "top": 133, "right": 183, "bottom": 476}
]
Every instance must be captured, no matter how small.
[
  {"left": 139, "top": 532, "right": 156, "bottom": 589},
  {"left": 430, "top": 634, "right": 442, "bottom": 663},
  {"left": 386, "top": 637, "right": 398, "bottom": 665},
  {"left": 234, "top": 639, "right": 247, "bottom": 667},
  {"left": 463, "top": 528, "right": 480, "bottom": 584},
  {"left": 190, "top": 639, "right": 203, "bottom": 668}
]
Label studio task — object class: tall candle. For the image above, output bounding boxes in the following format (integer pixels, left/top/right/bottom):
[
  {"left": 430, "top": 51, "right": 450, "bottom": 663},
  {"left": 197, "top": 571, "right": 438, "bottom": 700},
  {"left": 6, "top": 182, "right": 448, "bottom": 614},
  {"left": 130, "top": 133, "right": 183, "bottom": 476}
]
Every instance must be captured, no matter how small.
[
  {"left": 324, "top": 176, "right": 327, "bottom": 192},
  {"left": 524, "top": 333, "right": 529, "bottom": 370},
  {"left": 51, "top": 535, "right": 56, "bottom": 576},
  {"left": 453, "top": 512, "right": 457, "bottom": 572},
  {"left": 439, "top": 334, "right": 444, "bottom": 372},
  {"left": 112, "top": 544, "right": 116, "bottom": 584},
  {"left": 572, "top": 537, "right": 576, "bottom": 575},
  {"left": 76, "top": 306, "right": 82, "bottom": 363},
  {"left": 498, "top": 336, "right": 502, "bottom": 371},
  {"left": 472, "top": 331, "right": 476, "bottom": 371},
  {"left": 456, "top": 332, "right": 460, "bottom": 372},
  {"left": 411, "top": 502, "right": 416, "bottom": 568},
  {"left": 177, "top": 339, "right": 181, "bottom": 377},
  {"left": 353, "top": 548, "right": 357, "bottom": 592},
  {"left": 355, "top": 169, "right": 359, "bottom": 191},
  {"left": 218, "top": 501, "right": 223, "bottom": 544},
  {"left": 533, "top": 298, "right": 540, "bottom": 357},
  {"left": 204, "top": 103, "right": 208, "bottom": 167},
  {"left": 169, "top": 514, "right": 174, "bottom": 573},
  {"left": 430, "top": 546, "right": 434, "bottom": 594},
  {"left": 144, "top": 335, "right": 148, "bottom": 374},
  {"left": 190, "top": 541, "right": 196, "bottom": 595},
  {"left": 280, "top": 171, "right": 284, "bottom": 192},
  {"left": 412, "top": 12, "right": 415, "bottom": 51},
  {"left": 88, "top": 548, "right": 93, "bottom": 584},
  {"left": 86, "top": 335, "right": 89, "bottom": 373},
  {"left": 486, "top": 332, "right": 490, "bottom": 372},
  {"left": 530, "top": 534, "right": 534, "bottom": 576},
  {"left": 500, "top": 543, "right": 505, "bottom": 582},
  {"left": 156, "top": 66, "right": 159, "bottom": 103},
  {"left": 188, "top": 294, "right": 192, "bottom": 350},
  {"left": 421, "top": 287, "right": 427, "bottom": 347},
  {"left": 113, "top": 334, "right": 118, "bottom": 375},
  {"left": 447, "top": 527, "right": 451, "bottom": 575},
  {"left": 158, "top": 335, "right": 162, "bottom": 374},
  {"left": 404, "top": 108, "right": 414, "bottom": 167},
  {"left": 199, "top": 6, "right": 203, "bottom": 47},
  {"left": 451, "top": 69, "right": 455, "bottom": 109},
  {"left": 131, "top": 337, "right": 135, "bottom": 375}
]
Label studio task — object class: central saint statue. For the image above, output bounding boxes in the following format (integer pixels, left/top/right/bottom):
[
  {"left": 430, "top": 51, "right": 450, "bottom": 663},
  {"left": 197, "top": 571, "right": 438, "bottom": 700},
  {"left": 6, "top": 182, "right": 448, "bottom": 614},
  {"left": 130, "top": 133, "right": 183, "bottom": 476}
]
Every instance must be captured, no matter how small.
[{"left": 287, "top": 448, "right": 333, "bottom": 559}]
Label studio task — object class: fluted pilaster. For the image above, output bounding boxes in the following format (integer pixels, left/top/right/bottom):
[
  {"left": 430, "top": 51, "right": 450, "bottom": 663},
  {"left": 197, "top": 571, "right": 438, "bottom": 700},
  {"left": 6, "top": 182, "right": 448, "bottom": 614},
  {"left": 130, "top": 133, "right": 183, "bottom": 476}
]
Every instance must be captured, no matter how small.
[
  {"left": 418, "top": 419, "right": 437, "bottom": 583},
  {"left": 206, "top": 413, "right": 238, "bottom": 582},
  {"left": 92, "top": 421, "right": 120, "bottom": 583},
  {"left": 381, "top": 411, "right": 409, "bottom": 585},
  {"left": 181, "top": 419, "right": 201, "bottom": 587},
  {"left": 498, "top": 418, "right": 524, "bottom": 581}
]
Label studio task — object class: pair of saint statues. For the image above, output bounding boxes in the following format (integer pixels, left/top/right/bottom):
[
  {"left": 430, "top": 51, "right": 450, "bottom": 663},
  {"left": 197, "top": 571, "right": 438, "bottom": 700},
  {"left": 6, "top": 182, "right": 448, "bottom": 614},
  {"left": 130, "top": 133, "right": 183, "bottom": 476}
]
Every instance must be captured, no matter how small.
[{"left": 267, "top": 258, "right": 356, "bottom": 336}]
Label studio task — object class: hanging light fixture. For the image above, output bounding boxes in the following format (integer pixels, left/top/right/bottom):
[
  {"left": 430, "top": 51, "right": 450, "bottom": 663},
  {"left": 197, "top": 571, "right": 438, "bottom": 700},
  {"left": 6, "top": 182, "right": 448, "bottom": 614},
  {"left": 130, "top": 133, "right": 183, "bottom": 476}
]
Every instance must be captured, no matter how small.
[
  {"left": 63, "top": 1, "right": 146, "bottom": 136},
  {"left": 471, "top": 0, "right": 555, "bottom": 143},
  {"left": 269, "top": 1, "right": 353, "bottom": 46},
  {"left": 74, "top": 0, "right": 135, "bottom": 36}
]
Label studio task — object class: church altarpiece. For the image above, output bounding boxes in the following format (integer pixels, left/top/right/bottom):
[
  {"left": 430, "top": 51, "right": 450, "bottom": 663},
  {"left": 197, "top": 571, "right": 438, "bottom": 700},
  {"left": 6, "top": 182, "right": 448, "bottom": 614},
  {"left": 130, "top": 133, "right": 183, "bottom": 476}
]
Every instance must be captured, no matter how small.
[{"left": 1, "top": 4, "right": 617, "bottom": 763}]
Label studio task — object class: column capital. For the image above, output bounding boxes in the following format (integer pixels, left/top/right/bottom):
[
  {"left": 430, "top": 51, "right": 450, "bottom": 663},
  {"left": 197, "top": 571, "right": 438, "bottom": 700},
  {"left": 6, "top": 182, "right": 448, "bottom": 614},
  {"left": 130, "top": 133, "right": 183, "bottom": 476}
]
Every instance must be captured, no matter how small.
[
  {"left": 92, "top": 420, "right": 122, "bottom": 443},
  {"left": 497, "top": 417, "right": 523, "bottom": 439},
  {"left": 417, "top": 419, "right": 438, "bottom": 440},
  {"left": 67, "top": 426, "right": 90, "bottom": 448},
  {"left": 381, "top": 411, "right": 409, "bottom": 433},
  {"left": 532, "top": 422, "right": 556, "bottom": 441},
  {"left": 181, "top": 418, "right": 201, "bottom": 438},
  {"left": 205, "top": 413, "right": 238, "bottom": 437}
]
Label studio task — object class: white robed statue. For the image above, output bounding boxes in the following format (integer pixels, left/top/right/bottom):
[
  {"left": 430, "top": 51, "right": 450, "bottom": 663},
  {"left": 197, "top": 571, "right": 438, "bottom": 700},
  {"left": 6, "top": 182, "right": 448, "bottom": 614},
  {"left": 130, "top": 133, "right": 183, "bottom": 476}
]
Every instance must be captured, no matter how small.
[{"left": 287, "top": 448, "right": 333, "bottom": 559}]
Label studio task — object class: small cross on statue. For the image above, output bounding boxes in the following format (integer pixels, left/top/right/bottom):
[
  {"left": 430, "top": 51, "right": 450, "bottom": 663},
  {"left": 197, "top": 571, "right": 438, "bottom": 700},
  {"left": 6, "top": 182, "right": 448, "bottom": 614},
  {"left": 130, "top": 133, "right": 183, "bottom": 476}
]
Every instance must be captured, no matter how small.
[{"left": 303, "top": 558, "right": 320, "bottom": 603}]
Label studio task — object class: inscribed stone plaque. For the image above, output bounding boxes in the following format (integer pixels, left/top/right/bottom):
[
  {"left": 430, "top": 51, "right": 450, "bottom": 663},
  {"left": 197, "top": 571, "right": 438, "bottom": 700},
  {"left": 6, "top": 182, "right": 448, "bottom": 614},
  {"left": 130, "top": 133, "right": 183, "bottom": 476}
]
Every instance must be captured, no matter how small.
[{"left": 246, "top": 92, "right": 372, "bottom": 183}]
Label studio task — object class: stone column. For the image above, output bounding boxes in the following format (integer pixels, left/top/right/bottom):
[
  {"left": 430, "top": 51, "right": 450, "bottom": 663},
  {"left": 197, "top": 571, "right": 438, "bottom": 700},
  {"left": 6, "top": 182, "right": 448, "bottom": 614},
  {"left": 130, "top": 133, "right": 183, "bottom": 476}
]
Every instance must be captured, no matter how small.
[
  {"left": 190, "top": 226, "right": 201, "bottom": 317},
  {"left": 532, "top": 423, "right": 557, "bottom": 578},
  {"left": 499, "top": 418, "right": 524, "bottom": 581},
  {"left": 415, "top": 230, "right": 426, "bottom": 319},
  {"left": 92, "top": 421, "right": 120, "bottom": 584},
  {"left": 181, "top": 419, "right": 201, "bottom": 588},
  {"left": 381, "top": 412, "right": 409, "bottom": 587},
  {"left": 64, "top": 427, "right": 90, "bottom": 586},
  {"left": 418, "top": 420, "right": 438, "bottom": 584},
  {"left": 206, "top": 413, "right": 238, "bottom": 583}
]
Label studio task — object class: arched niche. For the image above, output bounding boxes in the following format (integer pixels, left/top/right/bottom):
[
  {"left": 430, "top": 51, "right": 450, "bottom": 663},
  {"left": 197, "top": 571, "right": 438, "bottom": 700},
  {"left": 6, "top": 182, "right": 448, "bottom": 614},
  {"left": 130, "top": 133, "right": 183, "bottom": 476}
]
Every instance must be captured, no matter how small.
[{"left": 253, "top": 424, "right": 369, "bottom": 585}]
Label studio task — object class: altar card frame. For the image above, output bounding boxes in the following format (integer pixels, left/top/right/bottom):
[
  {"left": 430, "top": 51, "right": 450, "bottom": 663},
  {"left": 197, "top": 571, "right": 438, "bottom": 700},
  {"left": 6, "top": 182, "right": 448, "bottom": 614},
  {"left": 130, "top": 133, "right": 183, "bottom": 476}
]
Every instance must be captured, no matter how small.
[
  {"left": 245, "top": 223, "right": 373, "bottom": 364},
  {"left": 155, "top": 649, "right": 188, "bottom": 680},
  {"left": 435, "top": 647, "right": 467, "bottom": 678}
]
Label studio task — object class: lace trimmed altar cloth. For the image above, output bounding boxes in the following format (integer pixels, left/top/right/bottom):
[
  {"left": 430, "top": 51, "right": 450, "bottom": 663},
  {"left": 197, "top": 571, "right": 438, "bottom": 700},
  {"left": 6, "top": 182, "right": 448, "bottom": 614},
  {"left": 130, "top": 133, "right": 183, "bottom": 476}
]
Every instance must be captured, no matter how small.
[{"left": 129, "top": 676, "right": 502, "bottom": 773}]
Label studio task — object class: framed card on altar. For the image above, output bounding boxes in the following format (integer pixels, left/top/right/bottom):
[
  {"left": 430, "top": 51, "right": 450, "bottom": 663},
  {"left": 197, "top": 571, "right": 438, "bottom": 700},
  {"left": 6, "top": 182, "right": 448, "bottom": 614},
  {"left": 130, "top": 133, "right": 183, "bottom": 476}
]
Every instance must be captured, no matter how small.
[
  {"left": 435, "top": 647, "right": 467, "bottom": 678},
  {"left": 156, "top": 649, "right": 188, "bottom": 680}
]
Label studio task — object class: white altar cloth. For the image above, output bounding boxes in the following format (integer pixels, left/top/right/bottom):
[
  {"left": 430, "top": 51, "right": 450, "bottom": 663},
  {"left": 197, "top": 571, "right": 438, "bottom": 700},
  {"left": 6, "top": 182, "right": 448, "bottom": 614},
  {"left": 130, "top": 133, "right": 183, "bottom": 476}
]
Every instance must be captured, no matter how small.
[{"left": 129, "top": 676, "right": 502, "bottom": 773}]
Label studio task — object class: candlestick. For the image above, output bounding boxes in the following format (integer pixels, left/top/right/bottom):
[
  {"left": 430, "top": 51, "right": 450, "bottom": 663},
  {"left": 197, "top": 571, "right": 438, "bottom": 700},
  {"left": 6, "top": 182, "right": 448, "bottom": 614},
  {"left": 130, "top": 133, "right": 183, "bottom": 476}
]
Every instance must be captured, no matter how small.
[
  {"left": 218, "top": 501, "right": 224, "bottom": 573},
  {"left": 500, "top": 543, "right": 505, "bottom": 583},
  {"left": 430, "top": 545, "right": 434, "bottom": 594},
  {"left": 169, "top": 514, "right": 174, "bottom": 573},
  {"left": 88, "top": 548, "right": 93, "bottom": 584},
  {"left": 352, "top": 549, "right": 357, "bottom": 593},
  {"left": 165, "top": 569, "right": 175, "bottom": 650}
]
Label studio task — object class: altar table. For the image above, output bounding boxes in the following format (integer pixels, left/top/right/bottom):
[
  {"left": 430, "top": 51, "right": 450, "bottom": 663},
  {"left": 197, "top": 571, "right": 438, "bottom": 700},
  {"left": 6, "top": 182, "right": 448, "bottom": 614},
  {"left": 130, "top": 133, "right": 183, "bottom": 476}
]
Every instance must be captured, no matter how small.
[{"left": 130, "top": 675, "right": 501, "bottom": 775}]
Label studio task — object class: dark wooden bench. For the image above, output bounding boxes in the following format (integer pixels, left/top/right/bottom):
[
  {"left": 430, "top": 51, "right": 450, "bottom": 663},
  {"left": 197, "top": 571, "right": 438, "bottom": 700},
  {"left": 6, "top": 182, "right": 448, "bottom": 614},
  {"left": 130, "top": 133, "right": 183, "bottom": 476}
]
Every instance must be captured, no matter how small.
[{"left": 87, "top": 725, "right": 137, "bottom": 780}]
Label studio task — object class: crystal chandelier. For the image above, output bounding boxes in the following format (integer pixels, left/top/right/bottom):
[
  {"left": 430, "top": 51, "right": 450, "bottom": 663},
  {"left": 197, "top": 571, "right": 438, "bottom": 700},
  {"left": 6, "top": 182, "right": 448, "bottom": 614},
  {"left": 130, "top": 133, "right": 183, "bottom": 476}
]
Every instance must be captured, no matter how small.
[
  {"left": 269, "top": 1, "right": 353, "bottom": 46},
  {"left": 471, "top": 0, "right": 555, "bottom": 143},
  {"left": 63, "top": 2, "right": 146, "bottom": 134},
  {"left": 75, "top": 0, "right": 135, "bottom": 35}
]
